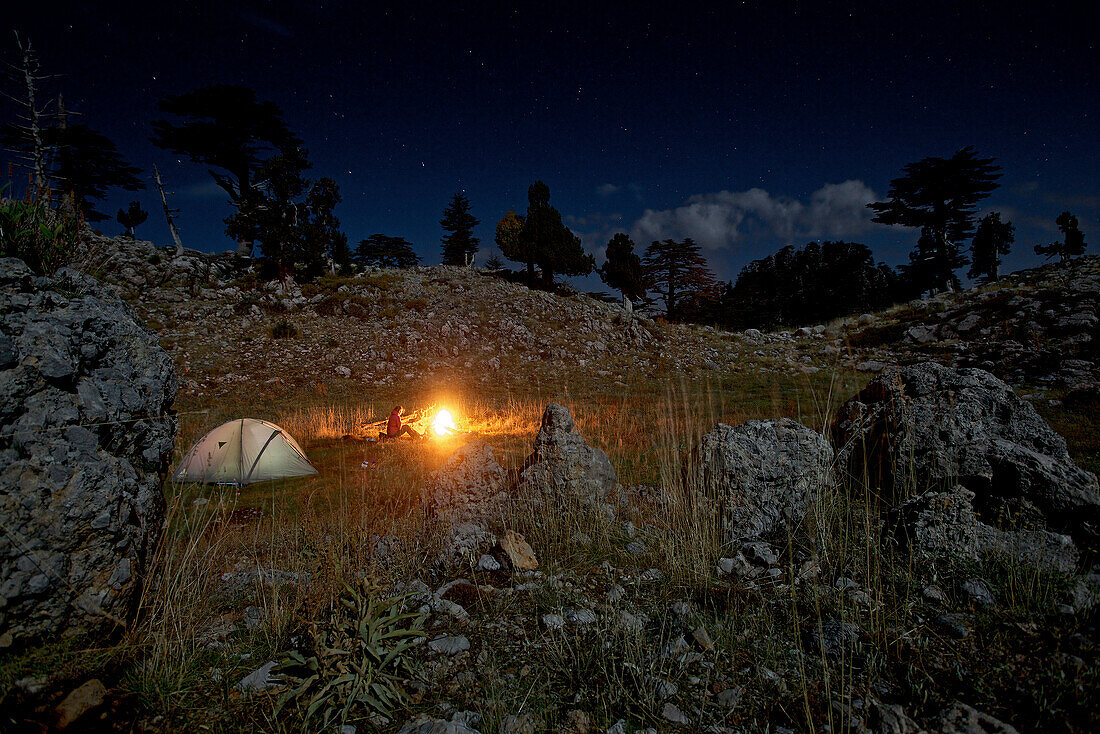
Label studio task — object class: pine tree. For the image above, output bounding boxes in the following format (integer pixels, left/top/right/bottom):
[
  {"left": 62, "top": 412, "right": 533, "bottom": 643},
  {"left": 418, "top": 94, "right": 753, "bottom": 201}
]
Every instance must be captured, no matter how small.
[
  {"left": 520, "top": 181, "right": 593, "bottom": 288},
  {"left": 599, "top": 233, "right": 645, "bottom": 304},
  {"left": 152, "top": 85, "right": 301, "bottom": 257},
  {"left": 439, "top": 192, "right": 480, "bottom": 265},
  {"left": 870, "top": 147, "right": 1000, "bottom": 292},
  {"left": 968, "top": 212, "right": 1014, "bottom": 283},
  {"left": 355, "top": 234, "right": 421, "bottom": 268},
  {"left": 116, "top": 201, "right": 148, "bottom": 238},
  {"left": 45, "top": 123, "right": 144, "bottom": 222},
  {"left": 495, "top": 210, "right": 528, "bottom": 278},
  {"left": 641, "top": 238, "right": 716, "bottom": 321},
  {"left": 1035, "top": 211, "right": 1087, "bottom": 263}
]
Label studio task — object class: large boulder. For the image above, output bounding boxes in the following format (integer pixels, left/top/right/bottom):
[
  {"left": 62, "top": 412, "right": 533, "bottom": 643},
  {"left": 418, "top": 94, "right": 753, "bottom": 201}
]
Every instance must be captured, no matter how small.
[
  {"left": 0, "top": 259, "right": 177, "bottom": 647},
  {"left": 420, "top": 440, "right": 510, "bottom": 525},
  {"left": 516, "top": 403, "right": 616, "bottom": 504},
  {"left": 691, "top": 418, "right": 834, "bottom": 543},
  {"left": 832, "top": 363, "right": 1100, "bottom": 552}
]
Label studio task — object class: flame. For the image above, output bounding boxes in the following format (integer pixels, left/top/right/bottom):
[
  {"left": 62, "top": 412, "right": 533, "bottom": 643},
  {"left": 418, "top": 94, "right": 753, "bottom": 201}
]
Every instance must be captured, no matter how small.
[{"left": 432, "top": 408, "right": 457, "bottom": 436}]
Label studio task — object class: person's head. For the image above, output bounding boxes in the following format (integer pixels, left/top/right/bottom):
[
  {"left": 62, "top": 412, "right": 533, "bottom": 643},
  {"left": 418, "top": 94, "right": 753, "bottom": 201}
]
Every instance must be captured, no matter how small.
[{"left": 391, "top": 405, "right": 403, "bottom": 415}]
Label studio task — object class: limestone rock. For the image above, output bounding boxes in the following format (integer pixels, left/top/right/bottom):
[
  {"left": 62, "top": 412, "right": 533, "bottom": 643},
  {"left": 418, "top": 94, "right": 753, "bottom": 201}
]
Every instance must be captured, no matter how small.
[
  {"left": 421, "top": 440, "right": 509, "bottom": 525},
  {"left": 517, "top": 403, "right": 617, "bottom": 503},
  {"left": 0, "top": 259, "right": 177, "bottom": 646},
  {"left": 833, "top": 363, "right": 1100, "bottom": 552},
  {"left": 55, "top": 679, "right": 107, "bottom": 728},
  {"left": 500, "top": 530, "right": 539, "bottom": 570},
  {"left": 935, "top": 701, "right": 1019, "bottom": 734},
  {"left": 691, "top": 418, "right": 834, "bottom": 542}
]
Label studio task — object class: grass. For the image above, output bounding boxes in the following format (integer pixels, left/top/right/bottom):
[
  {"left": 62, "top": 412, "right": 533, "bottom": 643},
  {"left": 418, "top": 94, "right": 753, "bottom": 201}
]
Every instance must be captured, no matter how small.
[{"left": 4, "top": 353, "right": 1097, "bottom": 731}]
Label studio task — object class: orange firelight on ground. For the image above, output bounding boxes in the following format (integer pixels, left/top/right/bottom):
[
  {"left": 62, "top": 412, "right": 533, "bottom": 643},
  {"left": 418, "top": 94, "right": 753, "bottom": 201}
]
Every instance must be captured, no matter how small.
[{"left": 432, "top": 408, "right": 458, "bottom": 436}]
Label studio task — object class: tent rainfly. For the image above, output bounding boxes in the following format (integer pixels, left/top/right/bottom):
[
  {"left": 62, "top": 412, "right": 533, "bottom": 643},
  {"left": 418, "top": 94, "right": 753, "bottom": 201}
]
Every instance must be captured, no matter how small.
[{"left": 174, "top": 418, "right": 318, "bottom": 485}]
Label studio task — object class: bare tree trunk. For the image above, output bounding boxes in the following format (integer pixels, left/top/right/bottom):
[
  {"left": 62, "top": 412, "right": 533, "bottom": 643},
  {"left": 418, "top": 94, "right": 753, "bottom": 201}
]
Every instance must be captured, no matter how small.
[
  {"left": 19, "top": 38, "right": 47, "bottom": 193},
  {"left": 152, "top": 164, "right": 185, "bottom": 256}
]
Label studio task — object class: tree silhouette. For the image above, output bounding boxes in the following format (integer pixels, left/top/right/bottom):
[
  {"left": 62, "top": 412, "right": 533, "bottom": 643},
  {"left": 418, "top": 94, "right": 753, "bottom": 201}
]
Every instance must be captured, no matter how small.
[
  {"left": 355, "top": 234, "right": 421, "bottom": 268},
  {"left": 116, "top": 201, "right": 148, "bottom": 238},
  {"left": 642, "top": 238, "right": 716, "bottom": 321},
  {"left": 42, "top": 123, "right": 144, "bottom": 222},
  {"left": 870, "top": 146, "right": 1001, "bottom": 292},
  {"left": 520, "top": 181, "right": 593, "bottom": 288},
  {"left": 151, "top": 85, "right": 301, "bottom": 257},
  {"left": 223, "top": 147, "right": 345, "bottom": 281},
  {"left": 967, "top": 212, "right": 1014, "bottom": 283},
  {"left": 495, "top": 209, "right": 529, "bottom": 279},
  {"left": 599, "top": 233, "right": 645, "bottom": 304},
  {"left": 439, "top": 192, "right": 480, "bottom": 265},
  {"left": 1035, "top": 211, "right": 1087, "bottom": 263}
]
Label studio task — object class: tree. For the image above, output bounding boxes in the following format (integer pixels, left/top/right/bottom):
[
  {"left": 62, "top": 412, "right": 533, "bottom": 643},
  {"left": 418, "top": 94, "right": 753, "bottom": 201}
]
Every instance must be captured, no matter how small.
[
  {"left": 520, "top": 181, "right": 593, "bottom": 288},
  {"left": 223, "top": 146, "right": 345, "bottom": 282},
  {"left": 1, "top": 32, "right": 50, "bottom": 192},
  {"left": 151, "top": 85, "right": 301, "bottom": 257},
  {"left": 355, "top": 234, "right": 421, "bottom": 268},
  {"left": 439, "top": 192, "right": 479, "bottom": 265},
  {"left": 641, "top": 238, "right": 717, "bottom": 321},
  {"left": 44, "top": 123, "right": 144, "bottom": 222},
  {"left": 116, "top": 201, "right": 148, "bottom": 238},
  {"left": 495, "top": 209, "right": 528, "bottom": 278},
  {"left": 968, "top": 212, "right": 1015, "bottom": 283},
  {"left": 869, "top": 146, "right": 1001, "bottom": 293},
  {"left": 599, "top": 233, "right": 645, "bottom": 304},
  {"left": 152, "top": 163, "right": 185, "bottom": 256},
  {"left": 1035, "top": 211, "right": 1087, "bottom": 263}
]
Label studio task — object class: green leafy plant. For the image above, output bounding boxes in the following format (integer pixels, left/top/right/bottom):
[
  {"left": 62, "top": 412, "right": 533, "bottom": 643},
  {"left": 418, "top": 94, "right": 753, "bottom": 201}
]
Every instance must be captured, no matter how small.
[
  {"left": 0, "top": 187, "right": 80, "bottom": 274},
  {"left": 274, "top": 582, "right": 426, "bottom": 730}
]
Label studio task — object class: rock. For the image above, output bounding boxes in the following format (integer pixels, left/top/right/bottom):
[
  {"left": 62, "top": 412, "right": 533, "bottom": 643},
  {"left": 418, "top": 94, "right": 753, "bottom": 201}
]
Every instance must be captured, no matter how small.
[
  {"left": 238, "top": 661, "right": 281, "bottom": 692},
  {"left": 691, "top": 625, "right": 715, "bottom": 651},
  {"left": 422, "top": 441, "right": 510, "bottom": 526},
  {"left": 833, "top": 363, "right": 1100, "bottom": 552},
  {"left": 865, "top": 700, "right": 922, "bottom": 734},
  {"left": 934, "top": 614, "right": 971, "bottom": 639},
  {"left": 501, "top": 714, "right": 542, "bottom": 734},
  {"left": 476, "top": 554, "right": 501, "bottom": 572},
  {"left": 960, "top": 578, "right": 995, "bottom": 606},
  {"left": 397, "top": 718, "right": 482, "bottom": 734},
  {"left": 565, "top": 608, "right": 597, "bottom": 625},
  {"left": 625, "top": 540, "right": 647, "bottom": 556},
  {"left": 542, "top": 613, "right": 566, "bottom": 630},
  {"left": 661, "top": 702, "right": 691, "bottom": 725},
  {"left": 334, "top": 365, "right": 352, "bottom": 378},
  {"left": 517, "top": 403, "right": 617, "bottom": 503},
  {"left": 806, "top": 619, "right": 861, "bottom": 659},
  {"left": 0, "top": 260, "right": 177, "bottom": 646},
  {"left": 55, "top": 679, "right": 107, "bottom": 728},
  {"left": 922, "top": 586, "right": 947, "bottom": 604},
  {"left": 907, "top": 324, "right": 937, "bottom": 343},
  {"left": 891, "top": 485, "right": 1078, "bottom": 574},
  {"left": 500, "top": 530, "right": 539, "bottom": 570},
  {"left": 691, "top": 418, "right": 834, "bottom": 542},
  {"left": 715, "top": 687, "right": 743, "bottom": 708},
  {"left": 935, "top": 701, "right": 1019, "bottom": 733},
  {"left": 857, "top": 360, "right": 887, "bottom": 372},
  {"left": 605, "top": 583, "right": 626, "bottom": 603},
  {"left": 741, "top": 540, "right": 779, "bottom": 566},
  {"left": 560, "top": 709, "right": 591, "bottom": 734},
  {"left": 428, "top": 635, "right": 470, "bottom": 655}
]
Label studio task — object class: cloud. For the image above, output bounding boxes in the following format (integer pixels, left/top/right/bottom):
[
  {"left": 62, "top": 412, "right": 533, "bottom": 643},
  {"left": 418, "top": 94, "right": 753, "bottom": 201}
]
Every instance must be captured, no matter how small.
[
  {"left": 596, "top": 183, "right": 620, "bottom": 196},
  {"left": 179, "top": 180, "right": 226, "bottom": 199},
  {"left": 629, "top": 180, "right": 884, "bottom": 251},
  {"left": 238, "top": 10, "right": 293, "bottom": 37}
]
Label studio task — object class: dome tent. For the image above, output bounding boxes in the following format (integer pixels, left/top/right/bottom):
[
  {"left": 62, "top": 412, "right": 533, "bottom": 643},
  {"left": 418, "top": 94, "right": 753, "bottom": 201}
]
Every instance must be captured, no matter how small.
[{"left": 174, "top": 418, "right": 318, "bottom": 485}]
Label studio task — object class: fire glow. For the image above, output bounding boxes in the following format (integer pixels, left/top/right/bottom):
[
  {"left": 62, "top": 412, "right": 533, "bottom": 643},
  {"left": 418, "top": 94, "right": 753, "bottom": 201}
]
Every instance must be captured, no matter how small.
[{"left": 432, "top": 408, "right": 457, "bottom": 436}]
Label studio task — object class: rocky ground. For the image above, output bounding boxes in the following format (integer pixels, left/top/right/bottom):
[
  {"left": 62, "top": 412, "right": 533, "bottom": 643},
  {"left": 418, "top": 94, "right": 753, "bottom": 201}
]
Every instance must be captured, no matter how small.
[{"left": 2, "top": 238, "right": 1099, "bottom": 733}]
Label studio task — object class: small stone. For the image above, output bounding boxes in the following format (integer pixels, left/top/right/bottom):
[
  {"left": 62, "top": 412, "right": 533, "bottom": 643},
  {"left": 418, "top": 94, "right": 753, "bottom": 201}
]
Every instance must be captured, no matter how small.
[
  {"left": 238, "top": 661, "right": 281, "bottom": 692},
  {"left": 606, "top": 721, "right": 628, "bottom": 734},
  {"left": 715, "top": 687, "right": 743, "bottom": 708},
  {"left": 565, "top": 608, "right": 597, "bottom": 626},
  {"left": 691, "top": 625, "right": 715, "bottom": 651},
  {"left": 561, "top": 709, "right": 591, "bottom": 734},
  {"left": 428, "top": 635, "right": 470, "bottom": 655},
  {"left": 960, "top": 578, "right": 995, "bottom": 607},
  {"left": 655, "top": 678, "right": 678, "bottom": 699},
  {"left": 625, "top": 540, "right": 647, "bottom": 556},
  {"left": 922, "top": 585, "right": 947, "bottom": 604},
  {"left": 661, "top": 702, "right": 690, "bottom": 725},
  {"left": 605, "top": 583, "right": 625, "bottom": 603},
  {"left": 742, "top": 541, "right": 778, "bottom": 566},
  {"left": 55, "top": 679, "right": 106, "bottom": 728},
  {"left": 935, "top": 614, "right": 971, "bottom": 639},
  {"left": 500, "top": 530, "right": 539, "bottom": 571},
  {"left": 639, "top": 568, "right": 663, "bottom": 582},
  {"left": 477, "top": 554, "right": 501, "bottom": 571},
  {"left": 542, "top": 613, "right": 566, "bottom": 630},
  {"left": 936, "top": 701, "right": 1020, "bottom": 733}
]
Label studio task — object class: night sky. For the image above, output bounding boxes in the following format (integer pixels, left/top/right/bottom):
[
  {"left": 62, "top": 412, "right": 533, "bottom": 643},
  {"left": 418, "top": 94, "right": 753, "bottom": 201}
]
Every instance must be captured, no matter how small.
[{"left": 5, "top": 2, "right": 1098, "bottom": 285}]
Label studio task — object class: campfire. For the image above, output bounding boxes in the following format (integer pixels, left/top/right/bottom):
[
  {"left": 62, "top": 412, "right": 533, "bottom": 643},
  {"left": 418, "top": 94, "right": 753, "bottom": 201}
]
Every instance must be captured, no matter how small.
[{"left": 432, "top": 408, "right": 458, "bottom": 436}]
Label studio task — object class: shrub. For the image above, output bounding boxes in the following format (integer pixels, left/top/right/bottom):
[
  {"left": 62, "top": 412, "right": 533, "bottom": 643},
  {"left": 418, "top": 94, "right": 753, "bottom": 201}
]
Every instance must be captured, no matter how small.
[
  {"left": 0, "top": 193, "right": 80, "bottom": 274},
  {"left": 274, "top": 582, "right": 425, "bottom": 729},
  {"left": 270, "top": 320, "right": 298, "bottom": 339}
]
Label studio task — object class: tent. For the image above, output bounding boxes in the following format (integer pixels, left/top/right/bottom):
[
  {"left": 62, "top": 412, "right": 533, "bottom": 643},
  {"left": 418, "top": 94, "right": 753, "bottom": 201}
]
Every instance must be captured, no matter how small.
[{"left": 174, "top": 418, "right": 318, "bottom": 485}]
